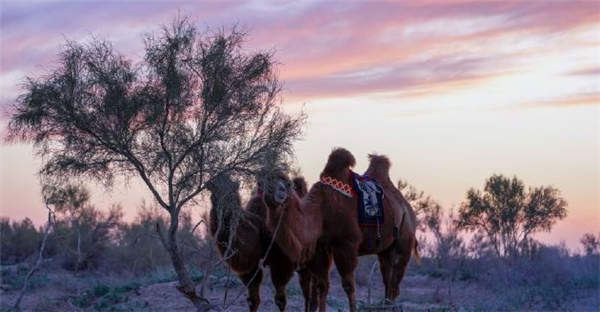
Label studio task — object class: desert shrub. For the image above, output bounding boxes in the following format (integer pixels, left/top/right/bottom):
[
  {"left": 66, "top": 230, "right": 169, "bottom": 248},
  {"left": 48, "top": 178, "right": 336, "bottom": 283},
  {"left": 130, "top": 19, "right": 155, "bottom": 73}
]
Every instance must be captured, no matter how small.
[
  {"left": 107, "top": 204, "right": 172, "bottom": 274},
  {"left": 414, "top": 242, "right": 599, "bottom": 310},
  {"left": 107, "top": 204, "right": 206, "bottom": 275},
  {"left": 398, "top": 179, "right": 467, "bottom": 262},
  {"left": 70, "top": 282, "right": 142, "bottom": 310},
  {"left": 398, "top": 179, "right": 472, "bottom": 287},
  {"left": 469, "top": 243, "right": 599, "bottom": 310},
  {"left": 426, "top": 210, "right": 466, "bottom": 268},
  {"left": 0, "top": 203, "right": 210, "bottom": 276},
  {"left": 0, "top": 264, "right": 50, "bottom": 290},
  {"left": 39, "top": 184, "right": 124, "bottom": 271},
  {"left": 580, "top": 232, "right": 600, "bottom": 256},
  {"left": 51, "top": 205, "right": 123, "bottom": 271},
  {"left": 0, "top": 217, "right": 42, "bottom": 264}
]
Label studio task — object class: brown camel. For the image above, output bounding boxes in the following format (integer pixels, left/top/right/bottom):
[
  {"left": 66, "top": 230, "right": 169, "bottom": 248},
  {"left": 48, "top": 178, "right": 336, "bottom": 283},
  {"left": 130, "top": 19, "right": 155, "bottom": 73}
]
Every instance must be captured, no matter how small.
[
  {"left": 262, "top": 148, "right": 419, "bottom": 312},
  {"left": 362, "top": 153, "right": 419, "bottom": 303},
  {"left": 207, "top": 173, "right": 305, "bottom": 312}
]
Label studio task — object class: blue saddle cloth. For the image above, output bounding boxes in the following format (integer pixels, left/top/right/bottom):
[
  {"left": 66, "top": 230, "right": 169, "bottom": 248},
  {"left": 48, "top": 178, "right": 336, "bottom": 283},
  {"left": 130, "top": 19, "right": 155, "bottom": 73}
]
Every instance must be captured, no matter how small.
[{"left": 351, "top": 173, "right": 384, "bottom": 226}]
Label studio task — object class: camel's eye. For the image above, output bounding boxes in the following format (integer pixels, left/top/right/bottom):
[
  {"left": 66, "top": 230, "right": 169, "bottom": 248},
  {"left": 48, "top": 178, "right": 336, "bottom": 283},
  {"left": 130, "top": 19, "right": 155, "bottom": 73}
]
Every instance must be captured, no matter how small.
[{"left": 274, "top": 180, "right": 289, "bottom": 204}]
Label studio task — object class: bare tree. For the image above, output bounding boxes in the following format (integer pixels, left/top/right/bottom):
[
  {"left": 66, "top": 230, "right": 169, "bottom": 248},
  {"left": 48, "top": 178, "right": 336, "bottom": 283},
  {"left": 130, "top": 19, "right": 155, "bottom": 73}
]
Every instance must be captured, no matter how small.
[
  {"left": 6, "top": 17, "right": 304, "bottom": 310},
  {"left": 398, "top": 179, "right": 447, "bottom": 239},
  {"left": 398, "top": 179, "right": 465, "bottom": 262},
  {"left": 457, "top": 174, "right": 567, "bottom": 258},
  {"left": 580, "top": 233, "right": 600, "bottom": 256}
]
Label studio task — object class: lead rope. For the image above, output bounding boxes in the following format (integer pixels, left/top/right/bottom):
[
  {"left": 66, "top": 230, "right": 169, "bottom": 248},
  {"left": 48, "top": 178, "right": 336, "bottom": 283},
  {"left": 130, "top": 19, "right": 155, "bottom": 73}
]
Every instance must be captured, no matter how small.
[{"left": 376, "top": 192, "right": 384, "bottom": 242}]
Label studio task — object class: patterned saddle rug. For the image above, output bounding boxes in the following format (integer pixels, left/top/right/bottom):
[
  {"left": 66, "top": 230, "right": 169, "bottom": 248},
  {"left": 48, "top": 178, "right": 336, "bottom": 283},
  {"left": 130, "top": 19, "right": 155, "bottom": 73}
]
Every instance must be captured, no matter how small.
[{"left": 351, "top": 173, "right": 384, "bottom": 227}]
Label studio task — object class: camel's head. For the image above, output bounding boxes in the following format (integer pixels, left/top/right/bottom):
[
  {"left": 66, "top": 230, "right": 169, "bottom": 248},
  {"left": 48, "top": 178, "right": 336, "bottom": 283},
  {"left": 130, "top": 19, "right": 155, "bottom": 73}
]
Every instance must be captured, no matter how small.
[
  {"left": 257, "top": 170, "right": 310, "bottom": 230},
  {"left": 256, "top": 171, "right": 313, "bottom": 266},
  {"left": 257, "top": 169, "right": 295, "bottom": 208},
  {"left": 206, "top": 173, "right": 240, "bottom": 209},
  {"left": 365, "top": 154, "right": 392, "bottom": 183}
]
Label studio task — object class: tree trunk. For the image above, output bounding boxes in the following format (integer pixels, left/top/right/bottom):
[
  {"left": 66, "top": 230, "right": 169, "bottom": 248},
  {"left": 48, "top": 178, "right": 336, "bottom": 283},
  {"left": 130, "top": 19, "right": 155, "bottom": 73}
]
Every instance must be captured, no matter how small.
[
  {"left": 167, "top": 240, "right": 210, "bottom": 311},
  {"left": 76, "top": 226, "right": 82, "bottom": 272},
  {"left": 157, "top": 207, "right": 211, "bottom": 312}
]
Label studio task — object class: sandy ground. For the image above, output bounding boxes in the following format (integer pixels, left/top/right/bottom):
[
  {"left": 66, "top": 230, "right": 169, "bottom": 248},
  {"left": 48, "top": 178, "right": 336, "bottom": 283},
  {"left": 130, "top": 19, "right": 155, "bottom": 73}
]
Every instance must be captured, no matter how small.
[
  {"left": 136, "top": 272, "right": 448, "bottom": 312},
  {"left": 1, "top": 261, "right": 597, "bottom": 311},
  {"left": 0, "top": 264, "right": 451, "bottom": 312}
]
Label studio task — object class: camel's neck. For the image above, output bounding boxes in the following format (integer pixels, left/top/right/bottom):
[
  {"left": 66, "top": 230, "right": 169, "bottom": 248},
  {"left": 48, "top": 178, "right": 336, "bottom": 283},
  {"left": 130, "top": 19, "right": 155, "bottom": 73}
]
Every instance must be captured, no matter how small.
[
  {"left": 365, "top": 167, "right": 393, "bottom": 189},
  {"left": 207, "top": 175, "right": 242, "bottom": 242},
  {"left": 269, "top": 191, "right": 322, "bottom": 265}
]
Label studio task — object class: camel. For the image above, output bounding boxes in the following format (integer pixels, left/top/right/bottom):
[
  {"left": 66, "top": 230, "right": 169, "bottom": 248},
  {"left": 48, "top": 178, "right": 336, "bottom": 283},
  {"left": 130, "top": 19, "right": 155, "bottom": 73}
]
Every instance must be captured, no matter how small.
[
  {"left": 206, "top": 173, "right": 302, "bottom": 312},
  {"left": 361, "top": 153, "right": 419, "bottom": 303},
  {"left": 262, "top": 148, "right": 419, "bottom": 312},
  {"left": 207, "top": 171, "right": 318, "bottom": 311}
]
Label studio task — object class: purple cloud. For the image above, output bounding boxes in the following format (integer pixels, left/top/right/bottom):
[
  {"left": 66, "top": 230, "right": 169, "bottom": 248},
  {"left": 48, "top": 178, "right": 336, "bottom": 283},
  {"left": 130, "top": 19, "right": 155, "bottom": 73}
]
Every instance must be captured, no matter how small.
[{"left": 1, "top": 0, "right": 598, "bottom": 110}]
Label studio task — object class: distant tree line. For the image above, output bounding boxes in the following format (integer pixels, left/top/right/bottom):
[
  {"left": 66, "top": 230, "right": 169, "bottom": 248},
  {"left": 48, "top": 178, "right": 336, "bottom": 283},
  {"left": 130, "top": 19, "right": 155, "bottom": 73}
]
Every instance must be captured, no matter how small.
[
  {"left": 400, "top": 174, "right": 596, "bottom": 260},
  {"left": 1, "top": 184, "right": 202, "bottom": 274},
  {"left": 2, "top": 174, "right": 597, "bottom": 270}
]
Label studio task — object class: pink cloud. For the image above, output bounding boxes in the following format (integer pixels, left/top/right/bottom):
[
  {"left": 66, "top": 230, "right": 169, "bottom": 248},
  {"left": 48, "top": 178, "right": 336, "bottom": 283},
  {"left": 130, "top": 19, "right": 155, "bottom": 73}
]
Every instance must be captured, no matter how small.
[
  {"left": 1, "top": 0, "right": 598, "bottom": 111},
  {"left": 526, "top": 93, "right": 600, "bottom": 108},
  {"left": 284, "top": 54, "right": 513, "bottom": 99},
  {"left": 568, "top": 67, "right": 600, "bottom": 77}
]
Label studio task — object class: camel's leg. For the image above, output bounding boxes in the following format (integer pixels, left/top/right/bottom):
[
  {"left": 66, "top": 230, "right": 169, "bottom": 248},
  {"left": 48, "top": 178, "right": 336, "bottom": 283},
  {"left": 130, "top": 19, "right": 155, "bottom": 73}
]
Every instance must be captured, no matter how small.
[
  {"left": 304, "top": 246, "right": 332, "bottom": 312},
  {"left": 315, "top": 268, "right": 330, "bottom": 312},
  {"left": 378, "top": 247, "right": 395, "bottom": 303},
  {"left": 390, "top": 238, "right": 414, "bottom": 301},
  {"left": 299, "top": 268, "right": 318, "bottom": 312},
  {"left": 270, "top": 258, "right": 295, "bottom": 311},
  {"left": 333, "top": 245, "right": 358, "bottom": 312},
  {"left": 382, "top": 236, "right": 415, "bottom": 302},
  {"left": 241, "top": 268, "right": 263, "bottom": 312},
  {"left": 391, "top": 254, "right": 410, "bottom": 300}
]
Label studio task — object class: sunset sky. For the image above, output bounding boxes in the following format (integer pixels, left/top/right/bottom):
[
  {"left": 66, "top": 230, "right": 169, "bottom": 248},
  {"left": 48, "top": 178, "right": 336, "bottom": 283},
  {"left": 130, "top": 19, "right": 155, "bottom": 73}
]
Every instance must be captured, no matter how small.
[{"left": 0, "top": 1, "right": 598, "bottom": 251}]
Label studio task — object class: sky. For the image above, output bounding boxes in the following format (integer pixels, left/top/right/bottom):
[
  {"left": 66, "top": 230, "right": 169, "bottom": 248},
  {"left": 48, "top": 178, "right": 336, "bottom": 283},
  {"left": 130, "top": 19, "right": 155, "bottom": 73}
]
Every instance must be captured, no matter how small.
[{"left": 0, "top": 0, "right": 598, "bottom": 251}]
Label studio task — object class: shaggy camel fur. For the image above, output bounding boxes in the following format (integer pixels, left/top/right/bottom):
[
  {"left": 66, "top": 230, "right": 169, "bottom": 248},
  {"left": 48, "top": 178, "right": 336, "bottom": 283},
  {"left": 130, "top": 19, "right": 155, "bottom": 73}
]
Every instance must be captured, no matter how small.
[
  {"left": 207, "top": 173, "right": 306, "bottom": 312},
  {"left": 264, "top": 148, "right": 419, "bottom": 312},
  {"left": 363, "top": 153, "right": 419, "bottom": 302}
]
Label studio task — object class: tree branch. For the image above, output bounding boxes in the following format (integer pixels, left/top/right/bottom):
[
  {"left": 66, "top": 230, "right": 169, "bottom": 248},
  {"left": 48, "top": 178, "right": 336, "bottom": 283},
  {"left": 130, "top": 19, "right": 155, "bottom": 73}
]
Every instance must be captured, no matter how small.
[{"left": 13, "top": 204, "right": 55, "bottom": 310}]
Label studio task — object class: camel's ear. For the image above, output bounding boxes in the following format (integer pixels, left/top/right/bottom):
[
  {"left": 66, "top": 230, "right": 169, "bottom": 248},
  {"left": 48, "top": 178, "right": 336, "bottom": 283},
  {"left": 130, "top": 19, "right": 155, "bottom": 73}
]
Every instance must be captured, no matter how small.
[{"left": 292, "top": 177, "right": 308, "bottom": 197}]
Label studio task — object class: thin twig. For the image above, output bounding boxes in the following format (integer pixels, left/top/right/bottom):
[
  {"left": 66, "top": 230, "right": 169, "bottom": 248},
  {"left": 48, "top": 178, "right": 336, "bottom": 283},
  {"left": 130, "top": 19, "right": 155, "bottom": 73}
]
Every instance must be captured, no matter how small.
[
  {"left": 13, "top": 204, "right": 55, "bottom": 310},
  {"left": 222, "top": 267, "right": 233, "bottom": 305},
  {"left": 367, "top": 258, "right": 379, "bottom": 305},
  {"left": 191, "top": 219, "right": 205, "bottom": 236}
]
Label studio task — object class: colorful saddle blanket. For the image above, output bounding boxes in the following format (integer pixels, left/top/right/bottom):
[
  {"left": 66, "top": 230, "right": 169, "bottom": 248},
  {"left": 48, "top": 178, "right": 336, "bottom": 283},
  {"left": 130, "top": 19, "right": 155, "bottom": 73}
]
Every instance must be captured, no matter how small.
[{"left": 351, "top": 173, "right": 384, "bottom": 226}]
